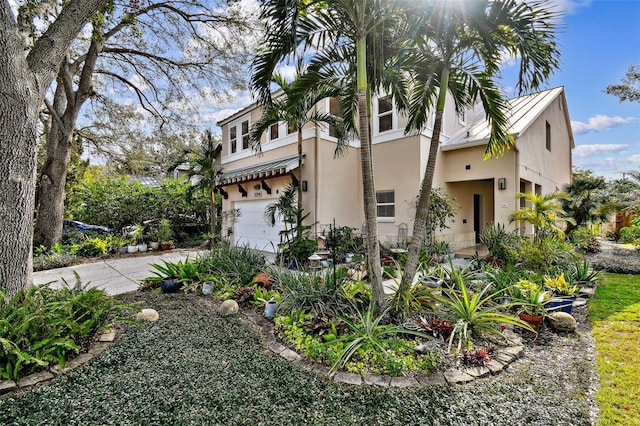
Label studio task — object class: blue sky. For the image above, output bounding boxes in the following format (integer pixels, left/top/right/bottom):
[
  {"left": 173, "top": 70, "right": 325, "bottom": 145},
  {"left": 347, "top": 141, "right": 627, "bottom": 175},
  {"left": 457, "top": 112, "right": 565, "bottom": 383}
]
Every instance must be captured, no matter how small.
[
  {"left": 499, "top": 0, "right": 640, "bottom": 180},
  {"left": 209, "top": 0, "right": 639, "bottom": 181}
]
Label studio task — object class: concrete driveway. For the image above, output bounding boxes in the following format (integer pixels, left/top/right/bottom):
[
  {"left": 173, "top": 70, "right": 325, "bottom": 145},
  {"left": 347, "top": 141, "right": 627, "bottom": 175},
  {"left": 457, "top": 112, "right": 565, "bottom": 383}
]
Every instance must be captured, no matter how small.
[{"left": 33, "top": 248, "right": 208, "bottom": 295}]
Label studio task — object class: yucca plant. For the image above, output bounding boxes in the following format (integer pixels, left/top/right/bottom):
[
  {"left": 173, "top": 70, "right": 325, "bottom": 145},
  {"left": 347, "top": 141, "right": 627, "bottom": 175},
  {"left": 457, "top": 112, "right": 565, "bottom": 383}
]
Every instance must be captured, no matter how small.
[
  {"left": 436, "top": 279, "right": 534, "bottom": 353},
  {"left": 327, "top": 301, "right": 430, "bottom": 376}
]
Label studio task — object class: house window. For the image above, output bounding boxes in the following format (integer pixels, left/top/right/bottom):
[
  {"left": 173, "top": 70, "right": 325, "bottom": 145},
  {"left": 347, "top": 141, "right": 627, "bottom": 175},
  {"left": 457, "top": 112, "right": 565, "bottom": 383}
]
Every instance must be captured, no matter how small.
[
  {"left": 230, "top": 126, "right": 237, "bottom": 154},
  {"left": 328, "top": 97, "right": 340, "bottom": 138},
  {"left": 287, "top": 122, "right": 296, "bottom": 135},
  {"left": 241, "top": 120, "right": 250, "bottom": 150},
  {"left": 376, "top": 190, "right": 395, "bottom": 219},
  {"left": 378, "top": 96, "right": 393, "bottom": 132},
  {"left": 545, "top": 121, "right": 551, "bottom": 151},
  {"left": 270, "top": 123, "right": 279, "bottom": 140}
]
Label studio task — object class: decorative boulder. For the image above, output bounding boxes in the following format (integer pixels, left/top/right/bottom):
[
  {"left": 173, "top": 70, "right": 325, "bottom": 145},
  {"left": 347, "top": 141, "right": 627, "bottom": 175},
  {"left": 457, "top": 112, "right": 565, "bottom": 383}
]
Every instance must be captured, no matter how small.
[
  {"left": 219, "top": 299, "right": 239, "bottom": 316},
  {"left": 135, "top": 309, "right": 159, "bottom": 322},
  {"left": 547, "top": 312, "right": 577, "bottom": 333}
]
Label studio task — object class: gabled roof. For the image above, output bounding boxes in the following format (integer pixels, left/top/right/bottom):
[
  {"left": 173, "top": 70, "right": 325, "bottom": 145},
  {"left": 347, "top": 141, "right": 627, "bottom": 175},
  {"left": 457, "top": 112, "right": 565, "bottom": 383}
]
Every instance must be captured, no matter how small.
[
  {"left": 441, "top": 87, "right": 574, "bottom": 151},
  {"left": 219, "top": 154, "right": 302, "bottom": 186}
]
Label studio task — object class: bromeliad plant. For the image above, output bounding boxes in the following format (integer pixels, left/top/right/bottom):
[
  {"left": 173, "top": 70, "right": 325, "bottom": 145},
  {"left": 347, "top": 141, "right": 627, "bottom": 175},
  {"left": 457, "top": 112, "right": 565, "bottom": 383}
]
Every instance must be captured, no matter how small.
[
  {"left": 514, "top": 279, "right": 552, "bottom": 316},
  {"left": 543, "top": 273, "right": 579, "bottom": 297}
]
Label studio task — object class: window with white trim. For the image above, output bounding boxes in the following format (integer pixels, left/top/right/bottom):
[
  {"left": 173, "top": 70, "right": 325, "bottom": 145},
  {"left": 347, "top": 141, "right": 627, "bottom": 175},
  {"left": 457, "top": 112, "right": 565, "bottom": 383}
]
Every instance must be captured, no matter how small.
[
  {"left": 241, "top": 120, "right": 250, "bottom": 150},
  {"left": 328, "top": 97, "right": 340, "bottom": 138},
  {"left": 545, "top": 121, "right": 551, "bottom": 151},
  {"left": 376, "top": 190, "right": 395, "bottom": 219},
  {"left": 377, "top": 96, "right": 393, "bottom": 132},
  {"left": 287, "top": 122, "right": 296, "bottom": 135},
  {"left": 229, "top": 126, "right": 237, "bottom": 154},
  {"left": 270, "top": 123, "right": 279, "bottom": 140}
]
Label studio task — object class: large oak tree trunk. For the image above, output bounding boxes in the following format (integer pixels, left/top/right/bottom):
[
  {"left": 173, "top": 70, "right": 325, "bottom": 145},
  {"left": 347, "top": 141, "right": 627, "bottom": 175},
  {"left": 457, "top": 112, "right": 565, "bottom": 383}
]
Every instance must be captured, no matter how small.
[
  {"left": 0, "top": 62, "right": 40, "bottom": 299},
  {"left": 33, "top": 34, "right": 103, "bottom": 248},
  {"left": 0, "top": 0, "right": 108, "bottom": 297},
  {"left": 33, "top": 82, "right": 75, "bottom": 248}
]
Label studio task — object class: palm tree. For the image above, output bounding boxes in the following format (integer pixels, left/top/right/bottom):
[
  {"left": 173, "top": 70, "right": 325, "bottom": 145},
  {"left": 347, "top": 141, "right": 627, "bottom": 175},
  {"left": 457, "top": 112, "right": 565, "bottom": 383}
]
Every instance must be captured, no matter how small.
[
  {"left": 399, "top": 0, "right": 562, "bottom": 290},
  {"left": 249, "top": 69, "right": 348, "bottom": 237},
  {"left": 509, "top": 192, "right": 575, "bottom": 242},
  {"left": 252, "top": 0, "right": 411, "bottom": 308},
  {"left": 169, "top": 129, "right": 223, "bottom": 241}
]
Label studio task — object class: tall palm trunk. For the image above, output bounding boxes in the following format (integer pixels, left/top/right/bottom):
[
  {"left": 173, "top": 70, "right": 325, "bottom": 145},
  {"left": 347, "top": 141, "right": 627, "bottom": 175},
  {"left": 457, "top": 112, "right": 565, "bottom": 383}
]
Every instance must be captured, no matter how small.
[
  {"left": 356, "top": 35, "right": 384, "bottom": 307},
  {"left": 402, "top": 69, "right": 450, "bottom": 290},
  {"left": 297, "top": 128, "right": 303, "bottom": 238}
]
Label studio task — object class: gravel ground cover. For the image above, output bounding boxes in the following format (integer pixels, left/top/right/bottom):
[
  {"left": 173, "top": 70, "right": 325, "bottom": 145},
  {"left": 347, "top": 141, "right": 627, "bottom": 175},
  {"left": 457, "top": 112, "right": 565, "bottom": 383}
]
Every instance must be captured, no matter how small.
[{"left": 0, "top": 293, "right": 595, "bottom": 425}]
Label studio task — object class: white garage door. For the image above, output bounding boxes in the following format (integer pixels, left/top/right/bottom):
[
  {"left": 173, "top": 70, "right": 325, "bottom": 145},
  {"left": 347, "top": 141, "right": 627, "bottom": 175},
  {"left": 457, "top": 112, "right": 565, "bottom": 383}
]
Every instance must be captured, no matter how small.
[{"left": 234, "top": 199, "right": 284, "bottom": 253}]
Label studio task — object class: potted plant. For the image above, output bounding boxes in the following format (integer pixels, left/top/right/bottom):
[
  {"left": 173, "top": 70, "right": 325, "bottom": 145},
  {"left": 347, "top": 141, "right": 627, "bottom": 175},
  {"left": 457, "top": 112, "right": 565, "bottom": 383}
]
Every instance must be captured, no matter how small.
[
  {"left": 157, "top": 219, "right": 173, "bottom": 250},
  {"left": 544, "top": 273, "right": 578, "bottom": 313},
  {"left": 135, "top": 224, "right": 147, "bottom": 252},
  {"left": 514, "top": 279, "right": 551, "bottom": 332},
  {"left": 148, "top": 224, "right": 160, "bottom": 251}
]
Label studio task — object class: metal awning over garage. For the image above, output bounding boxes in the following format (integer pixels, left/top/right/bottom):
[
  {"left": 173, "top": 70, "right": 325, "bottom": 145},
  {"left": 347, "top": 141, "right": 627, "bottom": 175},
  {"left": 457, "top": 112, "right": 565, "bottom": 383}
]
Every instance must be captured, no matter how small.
[{"left": 219, "top": 154, "right": 303, "bottom": 186}]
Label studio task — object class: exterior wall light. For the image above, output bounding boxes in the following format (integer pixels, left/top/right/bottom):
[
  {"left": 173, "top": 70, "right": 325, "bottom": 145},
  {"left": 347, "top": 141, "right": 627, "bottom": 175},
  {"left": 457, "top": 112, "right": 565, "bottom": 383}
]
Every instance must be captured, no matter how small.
[{"left": 498, "top": 178, "right": 507, "bottom": 190}]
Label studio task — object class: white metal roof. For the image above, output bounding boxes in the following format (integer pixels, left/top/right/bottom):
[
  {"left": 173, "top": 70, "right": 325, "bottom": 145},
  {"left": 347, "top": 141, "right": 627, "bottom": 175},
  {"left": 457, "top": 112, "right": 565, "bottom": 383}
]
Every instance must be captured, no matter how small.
[{"left": 441, "top": 87, "right": 572, "bottom": 151}]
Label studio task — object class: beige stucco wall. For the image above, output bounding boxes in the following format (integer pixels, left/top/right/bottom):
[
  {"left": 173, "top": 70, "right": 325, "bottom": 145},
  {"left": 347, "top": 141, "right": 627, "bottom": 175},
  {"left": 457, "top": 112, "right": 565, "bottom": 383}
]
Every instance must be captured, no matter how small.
[
  {"left": 218, "top": 90, "right": 573, "bottom": 250},
  {"left": 515, "top": 96, "right": 573, "bottom": 194}
]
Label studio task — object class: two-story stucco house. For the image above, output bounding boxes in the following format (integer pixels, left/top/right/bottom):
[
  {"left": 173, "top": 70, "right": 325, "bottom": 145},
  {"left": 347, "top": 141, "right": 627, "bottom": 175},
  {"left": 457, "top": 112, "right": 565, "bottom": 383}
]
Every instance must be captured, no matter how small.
[{"left": 216, "top": 87, "right": 574, "bottom": 253}]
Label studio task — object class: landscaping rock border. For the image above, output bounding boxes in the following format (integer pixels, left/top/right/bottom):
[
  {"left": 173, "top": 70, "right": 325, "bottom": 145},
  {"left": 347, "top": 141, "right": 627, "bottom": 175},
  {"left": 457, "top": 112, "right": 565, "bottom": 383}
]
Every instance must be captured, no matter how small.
[{"left": 235, "top": 301, "right": 526, "bottom": 387}]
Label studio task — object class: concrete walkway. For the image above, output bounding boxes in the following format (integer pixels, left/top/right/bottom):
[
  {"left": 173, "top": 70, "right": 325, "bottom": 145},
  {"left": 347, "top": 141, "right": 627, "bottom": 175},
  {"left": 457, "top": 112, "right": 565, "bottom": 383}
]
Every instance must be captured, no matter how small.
[{"left": 33, "top": 249, "right": 208, "bottom": 296}]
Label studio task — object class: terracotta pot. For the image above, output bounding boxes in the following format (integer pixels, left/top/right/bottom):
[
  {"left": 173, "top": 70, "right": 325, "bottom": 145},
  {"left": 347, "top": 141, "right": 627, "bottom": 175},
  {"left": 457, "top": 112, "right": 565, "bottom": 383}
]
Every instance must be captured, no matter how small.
[
  {"left": 252, "top": 273, "right": 272, "bottom": 289},
  {"left": 160, "top": 242, "right": 172, "bottom": 251},
  {"left": 519, "top": 313, "right": 543, "bottom": 332}
]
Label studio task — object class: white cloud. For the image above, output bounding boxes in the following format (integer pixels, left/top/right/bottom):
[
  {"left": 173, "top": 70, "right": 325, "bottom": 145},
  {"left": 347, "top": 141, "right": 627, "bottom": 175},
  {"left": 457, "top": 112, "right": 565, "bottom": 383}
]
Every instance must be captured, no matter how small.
[
  {"left": 571, "top": 115, "right": 637, "bottom": 134},
  {"left": 205, "top": 108, "right": 244, "bottom": 125},
  {"left": 550, "top": 0, "right": 592, "bottom": 15},
  {"left": 275, "top": 64, "right": 299, "bottom": 81},
  {"left": 573, "top": 144, "right": 628, "bottom": 158}
]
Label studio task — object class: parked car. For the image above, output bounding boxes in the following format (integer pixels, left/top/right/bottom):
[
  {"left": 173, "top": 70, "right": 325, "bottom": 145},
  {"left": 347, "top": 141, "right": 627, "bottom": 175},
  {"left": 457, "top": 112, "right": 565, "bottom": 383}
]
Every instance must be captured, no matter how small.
[{"left": 63, "top": 220, "right": 112, "bottom": 234}]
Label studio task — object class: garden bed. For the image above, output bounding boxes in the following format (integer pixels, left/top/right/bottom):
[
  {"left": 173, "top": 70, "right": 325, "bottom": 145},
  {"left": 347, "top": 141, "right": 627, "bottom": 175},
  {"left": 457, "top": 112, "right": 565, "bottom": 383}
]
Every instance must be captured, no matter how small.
[{"left": 0, "top": 292, "right": 595, "bottom": 425}]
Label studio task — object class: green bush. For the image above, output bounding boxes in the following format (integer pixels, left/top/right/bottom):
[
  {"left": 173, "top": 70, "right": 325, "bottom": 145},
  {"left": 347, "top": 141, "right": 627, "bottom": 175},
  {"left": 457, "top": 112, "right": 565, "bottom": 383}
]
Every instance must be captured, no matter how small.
[
  {"left": 517, "top": 236, "right": 575, "bottom": 276},
  {"left": 66, "top": 170, "right": 208, "bottom": 235},
  {"left": 480, "top": 223, "right": 521, "bottom": 265},
  {"left": 0, "top": 275, "right": 138, "bottom": 379},
  {"left": 619, "top": 225, "right": 640, "bottom": 246},
  {"left": 569, "top": 226, "right": 601, "bottom": 253},
  {"left": 75, "top": 237, "right": 109, "bottom": 258}
]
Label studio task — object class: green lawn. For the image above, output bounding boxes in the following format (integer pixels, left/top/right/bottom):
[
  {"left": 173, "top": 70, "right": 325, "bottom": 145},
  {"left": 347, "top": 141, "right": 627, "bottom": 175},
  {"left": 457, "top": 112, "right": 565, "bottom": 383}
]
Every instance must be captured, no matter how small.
[{"left": 589, "top": 273, "right": 640, "bottom": 426}]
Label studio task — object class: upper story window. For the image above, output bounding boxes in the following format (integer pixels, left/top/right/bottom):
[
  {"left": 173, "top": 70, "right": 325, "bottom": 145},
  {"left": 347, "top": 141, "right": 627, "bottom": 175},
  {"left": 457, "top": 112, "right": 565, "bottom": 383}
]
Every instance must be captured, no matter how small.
[
  {"left": 227, "top": 117, "right": 250, "bottom": 155},
  {"left": 287, "top": 122, "right": 296, "bottom": 135},
  {"left": 378, "top": 96, "right": 393, "bottom": 132},
  {"left": 229, "top": 126, "right": 237, "bottom": 154},
  {"left": 328, "top": 97, "right": 340, "bottom": 138},
  {"left": 376, "top": 190, "right": 395, "bottom": 219},
  {"left": 241, "top": 120, "right": 250, "bottom": 150},
  {"left": 545, "top": 121, "right": 551, "bottom": 151},
  {"left": 270, "top": 123, "right": 279, "bottom": 140}
]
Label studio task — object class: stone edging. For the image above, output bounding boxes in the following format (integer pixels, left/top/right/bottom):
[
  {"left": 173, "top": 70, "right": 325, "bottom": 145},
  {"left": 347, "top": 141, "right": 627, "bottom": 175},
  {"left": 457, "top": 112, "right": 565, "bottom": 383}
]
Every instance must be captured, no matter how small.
[
  {"left": 0, "top": 329, "right": 118, "bottom": 396},
  {"left": 240, "top": 310, "right": 526, "bottom": 387}
]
